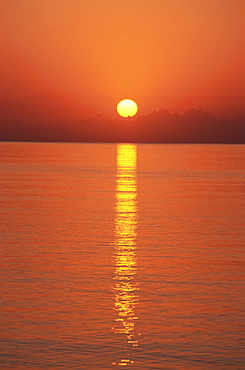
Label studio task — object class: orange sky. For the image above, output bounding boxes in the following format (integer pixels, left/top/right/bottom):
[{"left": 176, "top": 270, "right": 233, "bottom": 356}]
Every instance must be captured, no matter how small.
[{"left": 1, "top": 0, "right": 244, "bottom": 122}]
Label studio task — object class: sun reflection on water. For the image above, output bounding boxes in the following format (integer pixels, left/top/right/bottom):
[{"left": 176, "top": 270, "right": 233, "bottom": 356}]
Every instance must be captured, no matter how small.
[{"left": 112, "top": 144, "right": 139, "bottom": 366}]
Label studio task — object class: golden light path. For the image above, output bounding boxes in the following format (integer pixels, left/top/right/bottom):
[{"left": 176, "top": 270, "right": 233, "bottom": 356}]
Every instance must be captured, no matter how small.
[{"left": 112, "top": 144, "right": 139, "bottom": 367}]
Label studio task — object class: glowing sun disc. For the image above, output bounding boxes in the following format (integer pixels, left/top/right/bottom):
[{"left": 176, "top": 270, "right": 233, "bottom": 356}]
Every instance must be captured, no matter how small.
[{"left": 117, "top": 99, "right": 138, "bottom": 118}]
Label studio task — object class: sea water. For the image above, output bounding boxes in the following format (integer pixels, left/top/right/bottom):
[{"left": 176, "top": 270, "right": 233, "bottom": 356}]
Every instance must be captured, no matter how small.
[{"left": 0, "top": 142, "right": 244, "bottom": 369}]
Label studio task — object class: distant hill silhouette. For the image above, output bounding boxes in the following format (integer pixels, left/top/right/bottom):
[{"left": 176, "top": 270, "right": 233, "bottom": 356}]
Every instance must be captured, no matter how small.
[{"left": 0, "top": 108, "right": 244, "bottom": 143}]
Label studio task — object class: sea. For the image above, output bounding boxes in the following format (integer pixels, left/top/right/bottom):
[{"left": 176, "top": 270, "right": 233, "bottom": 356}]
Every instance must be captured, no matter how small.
[{"left": 0, "top": 142, "right": 244, "bottom": 369}]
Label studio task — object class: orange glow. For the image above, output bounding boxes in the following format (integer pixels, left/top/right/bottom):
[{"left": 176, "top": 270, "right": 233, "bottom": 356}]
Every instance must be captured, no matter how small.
[{"left": 1, "top": 0, "right": 244, "bottom": 122}]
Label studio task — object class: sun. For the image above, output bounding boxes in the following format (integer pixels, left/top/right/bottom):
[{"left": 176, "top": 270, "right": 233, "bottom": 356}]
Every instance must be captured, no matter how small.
[{"left": 117, "top": 99, "right": 138, "bottom": 118}]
